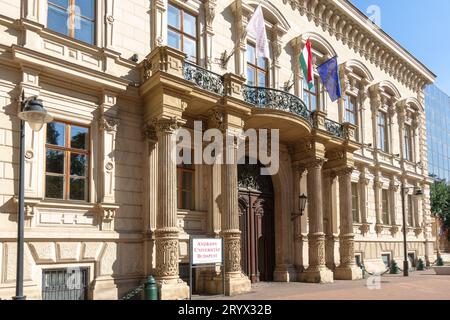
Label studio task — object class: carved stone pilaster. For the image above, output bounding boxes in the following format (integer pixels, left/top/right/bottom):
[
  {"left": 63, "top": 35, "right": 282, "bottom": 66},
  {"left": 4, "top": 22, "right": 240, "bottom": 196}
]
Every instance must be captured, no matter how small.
[{"left": 204, "top": 0, "right": 217, "bottom": 68}]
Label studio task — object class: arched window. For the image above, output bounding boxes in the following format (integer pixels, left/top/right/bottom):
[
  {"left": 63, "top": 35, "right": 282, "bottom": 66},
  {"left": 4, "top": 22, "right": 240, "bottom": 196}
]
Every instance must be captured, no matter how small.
[
  {"left": 340, "top": 60, "right": 373, "bottom": 143},
  {"left": 291, "top": 33, "right": 337, "bottom": 112},
  {"left": 370, "top": 81, "right": 401, "bottom": 156}
]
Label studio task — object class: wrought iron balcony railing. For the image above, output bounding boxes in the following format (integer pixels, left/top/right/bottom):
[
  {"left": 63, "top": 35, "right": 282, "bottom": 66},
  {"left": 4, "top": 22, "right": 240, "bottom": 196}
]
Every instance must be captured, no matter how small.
[
  {"left": 325, "top": 118, "right": 345, "bottom": 139},
  {"left": 181, "top": 60, "right": 345, "bottom": 139},
  {"left": 183, "top": 61, "right": 224, "bottom": 96},
  {"left": 242, "top": 85, "right": 311, "bottom": 123}
]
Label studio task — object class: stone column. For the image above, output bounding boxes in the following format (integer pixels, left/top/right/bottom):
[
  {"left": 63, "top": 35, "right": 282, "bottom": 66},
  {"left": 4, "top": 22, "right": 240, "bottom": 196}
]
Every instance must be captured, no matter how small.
[
  {"left": 154, "top": 118, "right": 189, "bottom": 300},
  {"left": 374, "top": 173, "right": 384, "bottom": 234},
  {"left": 323, "top": 170, "right": 338, "bottom": 270},
  {"left": 334, "top": 168, "right": 362, "bottom": 280},
  {"left": 292, "top": 165, "right": 306, "bottom": 272},
  {"left": 220, "top": 131, "right": 251, "bottom": 295},
  {"left": 299, "top": 159, "right": 334, "bottom": 283}
]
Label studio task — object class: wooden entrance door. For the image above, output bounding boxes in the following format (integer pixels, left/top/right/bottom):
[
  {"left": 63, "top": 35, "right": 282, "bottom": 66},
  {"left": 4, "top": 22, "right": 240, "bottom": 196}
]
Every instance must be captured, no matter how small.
[{"left": 238, "top": 163, "right": 275, "bottom": 283}]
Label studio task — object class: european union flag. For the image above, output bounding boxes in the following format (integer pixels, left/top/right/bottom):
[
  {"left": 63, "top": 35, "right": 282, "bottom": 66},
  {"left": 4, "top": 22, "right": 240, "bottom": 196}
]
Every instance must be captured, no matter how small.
[{"left": 317, "top": 56, "right": 342, "bottom": 102}]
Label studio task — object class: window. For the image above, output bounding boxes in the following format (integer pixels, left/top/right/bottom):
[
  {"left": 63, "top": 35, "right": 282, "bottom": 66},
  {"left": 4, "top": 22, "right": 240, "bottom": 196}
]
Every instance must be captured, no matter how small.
[
  {"left": 381, "top": 253, "right": 391, "bottom": 267},
  {"left": 404, "top": 124, "right": 413, "bottom": 161},
  {"left": 168, "top": 3, "right": 198, "bottom": 62},
  {"left": 177, "top": 163, "right": 195, "bottom": 210},
  {"left": 45, "top": 121, "right": 89, "bottom": 201},
  {"left": 377, "top": 111, "right": 388, "bottom": 152},
  {"left": 246, "top": 43, "right": 269, "bottom": 87},
  {"left": 351, "top": 182, "right": 360, "bottom": 223},
  {"left": 381, "top": 189, "right": 390, "bottom": 225},
  {"left": 407, "top": 194, "right": 414, "bottom": 226},
  {"left": 47, "top": 0, "right": 96, "bottom": 45},
  {"left": 42, "top": 268, "right": 89, "bottom": 300},
  {"left": 303, "top": 76, "right": 321, "bottom": 111},
  {"left": 345, "top": 95, "right": 359, "bottom": 140}
]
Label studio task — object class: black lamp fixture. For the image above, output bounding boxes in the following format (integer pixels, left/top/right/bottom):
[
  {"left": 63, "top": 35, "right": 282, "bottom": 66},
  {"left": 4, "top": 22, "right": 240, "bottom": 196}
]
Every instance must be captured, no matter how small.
[
  {"left": 18, "top": 96, "right": 53, "bottom": 132},
  {"left": 13, "top": 94, "right": 53, "bottom": 300},
  {"left": 292, "top": 194, "right": 308, "bottom": 221}
]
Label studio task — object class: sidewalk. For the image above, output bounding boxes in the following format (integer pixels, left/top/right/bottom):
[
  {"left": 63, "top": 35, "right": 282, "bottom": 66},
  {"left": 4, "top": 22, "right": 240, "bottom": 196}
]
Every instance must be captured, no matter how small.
[{"left": 197, "top": 270, "right": 450, "bottom": 300}]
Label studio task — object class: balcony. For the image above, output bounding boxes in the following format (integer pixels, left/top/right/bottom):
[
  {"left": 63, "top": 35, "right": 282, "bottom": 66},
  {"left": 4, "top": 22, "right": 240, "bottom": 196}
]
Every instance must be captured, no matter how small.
[
  {"left": 175, "top": 57, "right": 347, "bottom": 139},
  {"left": 242, "top": 85, "right": 311, "bottom": 125},
  {"left": 183, "top": 61, "right": 224, "bottom": 96}
]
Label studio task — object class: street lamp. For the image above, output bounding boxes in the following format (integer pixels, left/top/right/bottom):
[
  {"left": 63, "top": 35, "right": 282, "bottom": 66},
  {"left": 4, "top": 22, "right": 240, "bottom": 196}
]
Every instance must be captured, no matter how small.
[
  {"left": 291, "top": 194, "right": 308, "bottom": 221},
  {"left": 401, "top": 184, "right": 423, "bottom": 277},
  {"left": 13, "top": 94, "right": 53, "bottom": 300}
]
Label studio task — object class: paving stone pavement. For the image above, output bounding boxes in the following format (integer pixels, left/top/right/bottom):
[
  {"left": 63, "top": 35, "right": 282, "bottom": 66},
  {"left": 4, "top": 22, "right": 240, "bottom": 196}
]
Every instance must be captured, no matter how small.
[{"left": 195, "top": 270, "right": 450, "bottom": 300}]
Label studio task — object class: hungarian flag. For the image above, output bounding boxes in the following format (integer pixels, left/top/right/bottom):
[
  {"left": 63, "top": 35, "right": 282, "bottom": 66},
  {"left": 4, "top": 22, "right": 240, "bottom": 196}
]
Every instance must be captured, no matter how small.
[{"left": 300, "top": 39, "right": 313, "bottom": 90}]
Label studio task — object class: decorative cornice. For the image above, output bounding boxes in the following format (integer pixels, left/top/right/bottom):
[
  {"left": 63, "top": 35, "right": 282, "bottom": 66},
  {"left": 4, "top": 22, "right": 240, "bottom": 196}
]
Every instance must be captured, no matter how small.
[{"left": 282, "top": 0, "right": 435, "bottom": 91}]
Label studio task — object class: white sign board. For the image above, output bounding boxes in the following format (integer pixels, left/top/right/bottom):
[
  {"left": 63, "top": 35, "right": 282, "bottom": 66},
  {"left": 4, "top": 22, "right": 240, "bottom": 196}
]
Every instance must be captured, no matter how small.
[{"left": 192, "top": 238, "right": 222, "bottom": 265}]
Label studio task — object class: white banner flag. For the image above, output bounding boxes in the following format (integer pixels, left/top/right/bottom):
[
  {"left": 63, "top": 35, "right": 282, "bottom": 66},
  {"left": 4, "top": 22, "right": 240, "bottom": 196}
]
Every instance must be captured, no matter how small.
[{"left": 246, "top": 5, "right": 270, "bottom": 59}]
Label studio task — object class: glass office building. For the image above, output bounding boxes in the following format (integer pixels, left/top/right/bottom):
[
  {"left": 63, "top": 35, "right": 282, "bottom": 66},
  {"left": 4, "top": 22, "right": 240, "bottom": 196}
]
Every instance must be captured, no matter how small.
[{"left": 426, "top": 85, "right": 450, "bottom": 182}]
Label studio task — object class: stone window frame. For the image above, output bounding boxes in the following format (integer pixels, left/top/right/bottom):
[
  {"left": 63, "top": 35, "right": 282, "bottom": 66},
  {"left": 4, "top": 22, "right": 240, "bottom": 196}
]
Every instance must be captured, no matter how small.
[
  {"left": 44, "top": 119, "right": 91, "bottom": 202},
  {"left": 381, "top": 252, "right": 392, "bottom": 267},
  {"left": 167, "top": 1, "right": 200, "bottom": 64},
  {"left": 377, "top": 109, "right": 389, "bottom": 154},
  {"left": 402, "top": 106, "right": 420, "bottom": 164},
  {"left": 40, "top": 0, "right": 102, "bottom": 47},
  {"left": 381, "top": 188, "right": 390, "bottom": 226},
  {"left": 246, "top": 41, "right": 270, "bottom": 87}
]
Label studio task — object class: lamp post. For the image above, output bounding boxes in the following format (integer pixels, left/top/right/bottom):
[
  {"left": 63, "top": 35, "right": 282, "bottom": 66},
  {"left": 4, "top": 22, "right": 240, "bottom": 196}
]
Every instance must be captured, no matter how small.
[
  {"left": 13, "top": 94, "right": 53, "bottom": 300},
  {"left": 291, "top": 194, "right": 308, "bottom": 221},
  {"left": 401, "top": 183, "right": 423, "bottom": 277}
]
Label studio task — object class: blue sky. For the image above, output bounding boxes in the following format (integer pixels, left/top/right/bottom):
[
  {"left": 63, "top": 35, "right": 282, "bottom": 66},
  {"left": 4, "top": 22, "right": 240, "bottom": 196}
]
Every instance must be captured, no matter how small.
[{"left": 351, "top": 0, "right": 450, "bottom": 94}]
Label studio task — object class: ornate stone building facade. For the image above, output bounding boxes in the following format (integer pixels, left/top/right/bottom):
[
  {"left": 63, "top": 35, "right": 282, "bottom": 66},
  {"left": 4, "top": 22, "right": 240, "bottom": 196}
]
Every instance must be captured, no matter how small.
[{"left": 0, "top": 0, "right": 436, "bottom": 299}]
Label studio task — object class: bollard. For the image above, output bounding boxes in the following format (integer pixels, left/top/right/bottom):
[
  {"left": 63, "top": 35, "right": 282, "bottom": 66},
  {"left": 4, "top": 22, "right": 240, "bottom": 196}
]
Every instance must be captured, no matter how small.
[{"left": 144, "top": 276, "right": 158, "bottom": 300}]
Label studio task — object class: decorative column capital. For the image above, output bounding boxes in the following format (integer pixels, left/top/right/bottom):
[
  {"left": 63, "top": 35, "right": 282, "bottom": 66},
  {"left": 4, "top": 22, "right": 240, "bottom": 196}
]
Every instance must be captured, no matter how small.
[
  {"left": 335, "top": 167, "right": 354, "bottom": 178},
  {"left": 305, "top": 158, "right": 325, "bottom": 170},
  {"left": 142, "top": 123, "right": 158, "bottom": 142},
  {"left": 152, "top": 117, "right": 183, "bottom": 135},
  {"left": 292, "top": 163, "right": 307, "bottom": 176}
]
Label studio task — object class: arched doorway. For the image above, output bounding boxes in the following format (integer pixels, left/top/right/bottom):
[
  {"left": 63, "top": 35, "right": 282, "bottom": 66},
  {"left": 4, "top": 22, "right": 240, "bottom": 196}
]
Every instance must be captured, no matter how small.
[{"left": 238, "top": 162, "right": 275, "bottom": 283}]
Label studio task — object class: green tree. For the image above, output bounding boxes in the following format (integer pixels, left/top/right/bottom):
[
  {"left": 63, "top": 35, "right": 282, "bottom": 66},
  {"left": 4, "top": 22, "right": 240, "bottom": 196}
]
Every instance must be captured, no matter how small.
[{"left": 431, "top": 181, "right": 450, "bottom": 241}]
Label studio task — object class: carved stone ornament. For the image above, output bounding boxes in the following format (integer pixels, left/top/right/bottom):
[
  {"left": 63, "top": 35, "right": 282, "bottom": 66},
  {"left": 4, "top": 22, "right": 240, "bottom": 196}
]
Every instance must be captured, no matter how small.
[
  {"left": 25, "top": 149, "right": 34, "bottom": 160},
  {"left": 224, "top": 233, "right": 242, "bottom": 273},
  {"left": 153, "top": 117, "right": 180, "bottom": 134},
  {"left": 389, "top": 225, "right": 400, "bottom": 237},
  {"left": 339, "top": 235, "right": 356, "bottom": 267},
  {"left": 155, "top": 231, "right": 179, "bottom": 278},
  {"left": 375, "top": 223, "right": 385, "bottom": 235},
  {"left": 205, "top": 0, "right": 217, "bottom": 28},
  {"left": 207, "top": 109, "right": 225, "bottom": 131},
  {"left": 142, "top": 123, "right": 158, "bottom": 142},
  {"left": 359, "top": 223, "right": 370, "bottom": 235},
  {"left": 106, "top": 15, "right": 114, "bottom": 24},
  {"left": 99, "top": 116, "right": 119, "bottom": 132},
  {"left": 308, "top": 233, "right": 326, "bottom": 269}
]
